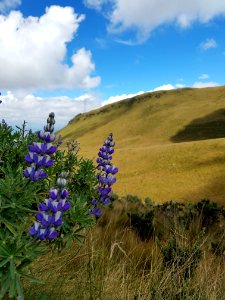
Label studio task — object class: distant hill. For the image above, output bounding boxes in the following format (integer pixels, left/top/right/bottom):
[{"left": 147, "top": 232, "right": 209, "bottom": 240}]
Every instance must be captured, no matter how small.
[{"left": 59, "top": 86, "right": 225, "bottom": 204}]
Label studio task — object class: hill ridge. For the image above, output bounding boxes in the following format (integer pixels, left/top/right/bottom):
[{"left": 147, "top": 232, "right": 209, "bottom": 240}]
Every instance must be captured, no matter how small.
[{"left": 59, "top": 85, "right": 225, "bottom": 204}]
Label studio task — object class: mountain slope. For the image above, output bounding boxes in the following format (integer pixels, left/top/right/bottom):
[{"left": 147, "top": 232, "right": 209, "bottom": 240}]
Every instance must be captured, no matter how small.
[{"left": 59, "top": 86, "right": 225, "bottom": 204}]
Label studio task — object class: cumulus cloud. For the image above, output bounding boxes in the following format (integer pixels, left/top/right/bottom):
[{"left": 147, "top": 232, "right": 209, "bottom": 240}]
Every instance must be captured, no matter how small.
[
  {"left": 192, "top": 81, "right": 218, "bottom": 88},
  {"left": 0, "top": 0, "right": 21, "bottom": 13},
  {"left": 84, "top": 0, "right": 225, "bottom": 43},
  {"left": 0, "top": 6, "right": 100, "bottom": 90},
  {"left": 200, "top": 38, "right": 217, "bottom": 50},
  {"left": 0, "top": 91, "right": 101, "bottom": 130},
  {"left": 199, "top": 73, "right": 209, "bottom": 79}
]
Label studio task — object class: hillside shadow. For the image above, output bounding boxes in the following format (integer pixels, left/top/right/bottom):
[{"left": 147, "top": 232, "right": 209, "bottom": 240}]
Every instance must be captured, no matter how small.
[
  {"left": 171, "top": 109, "right": 225, "bottom": 143},
  {"left": 184, "top": 173, "right": 225, "bottom": 205}
]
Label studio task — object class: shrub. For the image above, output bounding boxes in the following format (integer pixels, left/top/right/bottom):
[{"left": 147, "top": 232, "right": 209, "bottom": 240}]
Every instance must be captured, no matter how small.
[
  {"left": 128, "top": 210, "right": 155, "bottom": 241},
  {"left": 0, "top": 113, "right": 117, "bottom": 299},
  {"left": 161, "top": 235, "right": 202, "bottom": 279}
]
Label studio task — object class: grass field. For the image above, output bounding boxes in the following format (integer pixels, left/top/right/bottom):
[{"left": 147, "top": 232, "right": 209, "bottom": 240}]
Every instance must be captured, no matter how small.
[
  {"left": 26, "top": 198, "right": 225, "bottom": 300},
  {"left": 59, "top": 86, "right": 225, "bottom": 204}
]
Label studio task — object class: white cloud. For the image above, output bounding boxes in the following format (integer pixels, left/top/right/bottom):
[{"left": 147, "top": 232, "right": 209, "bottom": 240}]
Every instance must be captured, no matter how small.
[
  {"left": 192, "top": 81, "right": 218, "bottom": 88},
  {"left": 200, "top": 38, "right": 217, "bottom": 50},
  {"left": 84, "top": 0, "right": 225, "bottom": 43},
  {"left": 0, "top": 0, "right": 21, "bottom": 13},
  {"left": 199, "top": 73, "right": 209, "bottom": 79},
  {"left": 0, "top": 91, "right": 101, "bottom": 130},
  {"left": 0, "top": 6, "right": 100, "bottom": 90},
  {"left": 153, "top": 84, "right": 175, "bottom": 92},
  {"left": 101, "top": 84, "right": 175, "bottom": 106},
  {"left": 175, "top": 83, "right": 185, "bottom": 88},
  {"left": 101, "top": 90, "right": 145, "bottom": 106},
  {"left": 84, "top": 0, "right": 106, "bottom": 10}
]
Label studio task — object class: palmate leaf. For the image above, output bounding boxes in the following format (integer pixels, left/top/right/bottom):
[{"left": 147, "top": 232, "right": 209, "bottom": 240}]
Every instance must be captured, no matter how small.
[
  {"left": 0, "top": 244, "right": 10, "bottom": 257},
  {"left": 0, "top": 237, "right": 49, "bottom": 299},
  {"left": 0, "top": 164, "right": 46, "bottom": 229}
]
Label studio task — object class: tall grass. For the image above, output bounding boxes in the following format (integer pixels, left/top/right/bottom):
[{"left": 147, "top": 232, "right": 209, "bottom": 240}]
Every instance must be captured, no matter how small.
[{"left": 25, "top": 197, "right": 225, "bottom": 300}]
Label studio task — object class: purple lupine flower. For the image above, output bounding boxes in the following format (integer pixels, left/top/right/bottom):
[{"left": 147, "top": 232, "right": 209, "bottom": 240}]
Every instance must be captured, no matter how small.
[
  {"left": 90, "top": 133, "right": 118, "bottom": 217},
  {"left": 24, "top": 112, "right": 57, "bottom": 182},
  {"left": 29, "top": 172, "right": 70, "bottom": 241}
]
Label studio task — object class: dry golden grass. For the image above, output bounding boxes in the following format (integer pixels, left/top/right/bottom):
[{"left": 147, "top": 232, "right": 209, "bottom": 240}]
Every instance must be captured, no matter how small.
[
  {"left": 59, "top": 86, "right": 225, "bottom": 204},
  {"left": 25, "top": 199, "right": 225, "bottom": 300}
]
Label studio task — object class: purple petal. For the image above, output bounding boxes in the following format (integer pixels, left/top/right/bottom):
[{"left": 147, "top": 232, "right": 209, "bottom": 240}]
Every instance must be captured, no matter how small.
[
  {"left": 101, "top": 197, "right": 110, "bottom": 205},
  {"left": 39, "top": 203, "right": 48, "bottom": 211},
  {"left": 36, "top": 212, "right": 43, "bottom": 222},
  {"left": 28, "top": 145, "right": 36, "bottom": 152},
  {"left": 46, "top": 228, "right": 58, "bottom": 240},
  {"left": 45, "top": 144, "right": 57, "bottom": 155},
  {"left": 44, "top": 158, "right": 54, "bottom": 168},
  {"left": 38, "top": 130, "right": 45, "bottom": 140},
  {"left": 61, "top": 202, "right": 70, "bottom": 211},
  {"left": 44, "top": 133, "right": 56, "bottom": 143},
  {"left": 29, "top": 227, "right": 36, "bottom": 236},
  {"left": 53, "top": 211, "right": 62, "bottom": 226},
  {"left": 25, "top": 154, "right": 33, "bottom": 163},
  {"left": 90, "top": 207, "right": 102, "bottom": 217},
  {"left": 91, "top": 199, "right": 98, "bottom": 206},
  {"left": 38, "top": 229, "right": 47, "bottom": 240},
  {"left": 24, "top": 168, "right": 30, "bottom": 178},
  {"left": 60, "top": 189, "right": 69, "bottom": 199},
  {"left": 50, "top": 188, "right": 58, "bottom": 200}
]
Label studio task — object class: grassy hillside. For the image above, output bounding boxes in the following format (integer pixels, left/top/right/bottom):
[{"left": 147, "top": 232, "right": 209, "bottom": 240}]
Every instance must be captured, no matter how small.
[{"left": 59, "top": 86, "right": 225, "bottom": 204}]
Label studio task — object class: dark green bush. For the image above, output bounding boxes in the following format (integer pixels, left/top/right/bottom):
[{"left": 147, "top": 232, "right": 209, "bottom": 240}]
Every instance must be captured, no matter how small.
[
  {"left": 128, "top": 210, "right": 155, "bottom": 241},
  {"left": 161, "top": 236, "right": 202, "bottom": 279}
]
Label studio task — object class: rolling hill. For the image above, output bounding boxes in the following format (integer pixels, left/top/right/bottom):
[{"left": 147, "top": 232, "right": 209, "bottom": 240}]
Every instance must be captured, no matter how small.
[{"left": 58, "top": 86, "right": 225, "bottom": 204}]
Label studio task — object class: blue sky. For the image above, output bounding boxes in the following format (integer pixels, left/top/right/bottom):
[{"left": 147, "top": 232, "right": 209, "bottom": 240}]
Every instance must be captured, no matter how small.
[{"left": 0, "top": 0, "right": 225, "bottom": 129}]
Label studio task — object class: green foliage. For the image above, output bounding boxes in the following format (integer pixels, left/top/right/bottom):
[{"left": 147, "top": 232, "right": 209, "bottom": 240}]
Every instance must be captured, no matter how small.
[
  {"left": 161, "top": 235, "right": 202, "bottom": 279},
  {"left": 128, "top": 210, "right": 155, "bottom": 241},
  {"left": 0, "top": 120, "right": 37, "bottom": 171},
  {"left": 123, "top": 194, "right": 141, "bottom": 204},
  {"left": 179, "top": 199, "right": 225, "bottom": 230},
  {"left": 0, "top": 119, "right": 98, "bottom": 299}
]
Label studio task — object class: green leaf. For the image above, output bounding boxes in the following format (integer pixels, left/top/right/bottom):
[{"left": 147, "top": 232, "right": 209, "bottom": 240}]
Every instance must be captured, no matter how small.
[
  {"left": 18, "top": 271, "right": 45, "bottom": 284},
  {"left": 0, "top": 258, "right": 9, "bottom": 268},
  {"left": 0, "top": 244, "right": 10, "bottom": 257},
  {"left": 10, "top": 258, "right": 16, "bottom": 280},
  {"left": 0, "top": 276, "right": 10, "bottom": 299},
  {"left": 0, "top": 217, "right": 17, "bottom": 236},
  {"left": 9, "top": 278, "right": 16, "bottom": 299},
  {"left": 16, "top": 275, "right": 24, "bottom": 300}
]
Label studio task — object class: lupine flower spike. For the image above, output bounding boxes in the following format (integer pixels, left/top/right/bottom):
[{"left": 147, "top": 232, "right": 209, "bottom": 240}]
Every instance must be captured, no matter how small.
[
  {"left": 24, "top": 112, "right": 57, "bottom": 181},
  {"left": 29, "top": 172, "right": 70, "bottom": 240},
  {"left": 90, "top": 133, "right": 118, "bottom": 217}
]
